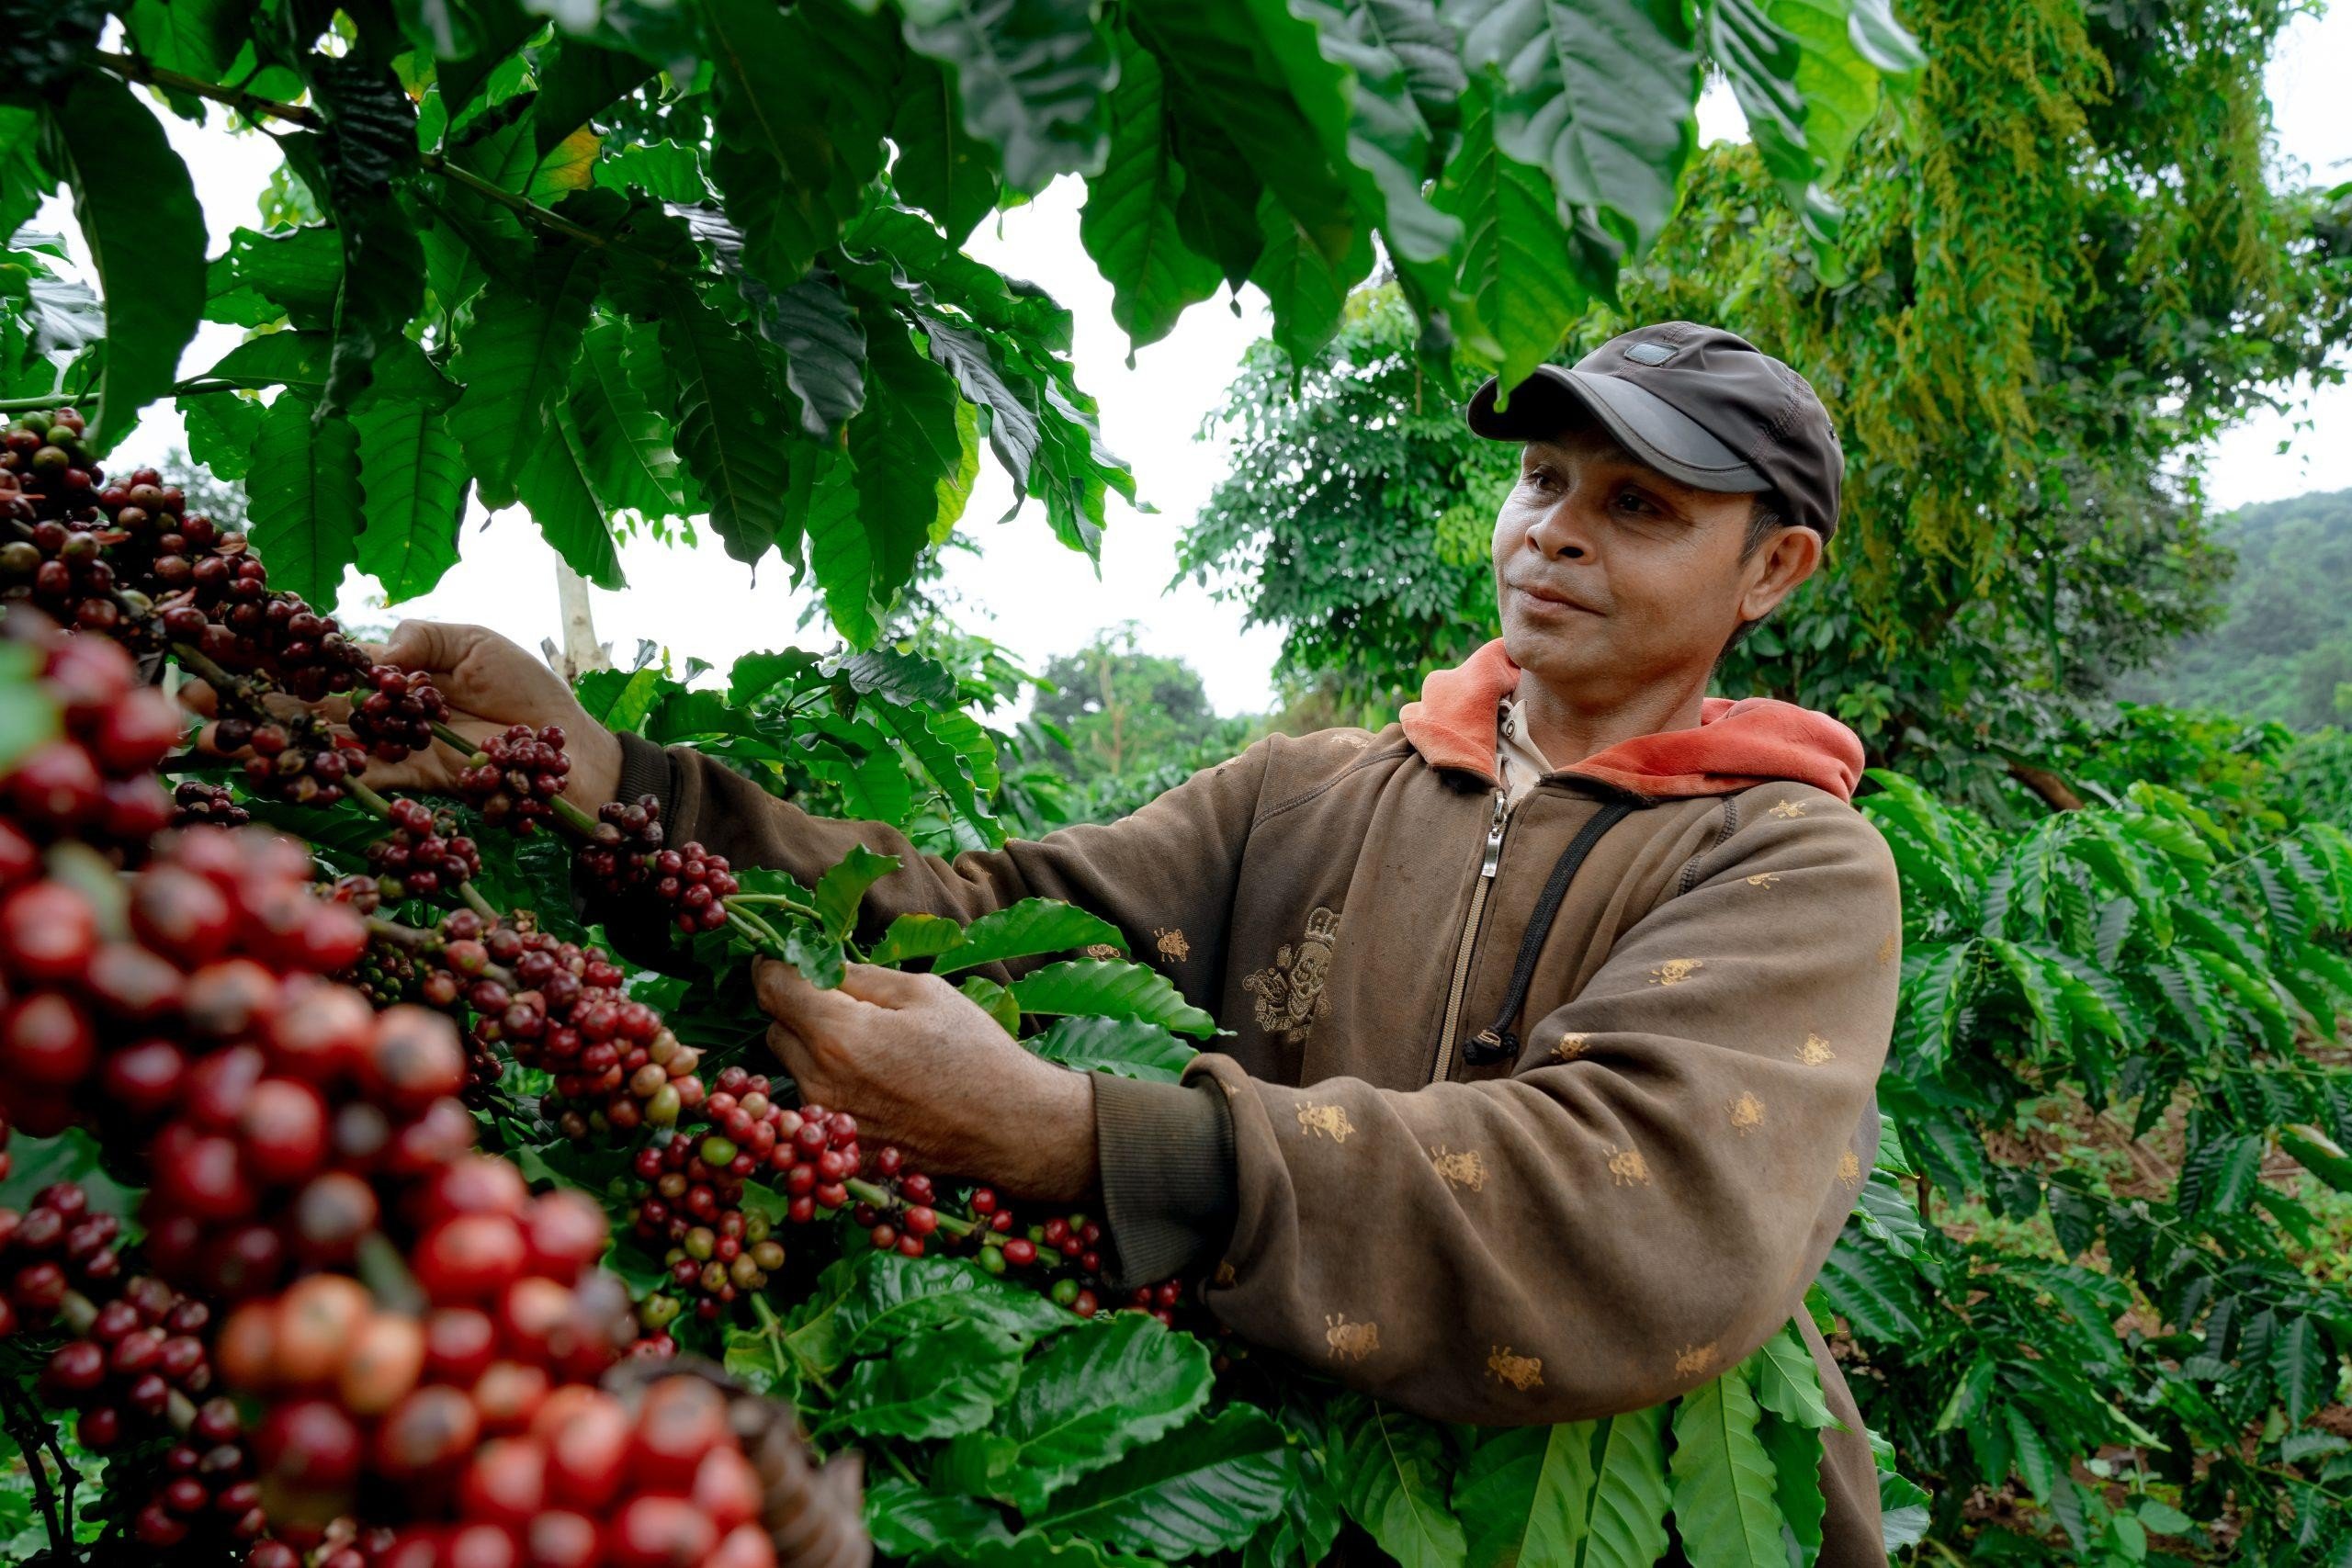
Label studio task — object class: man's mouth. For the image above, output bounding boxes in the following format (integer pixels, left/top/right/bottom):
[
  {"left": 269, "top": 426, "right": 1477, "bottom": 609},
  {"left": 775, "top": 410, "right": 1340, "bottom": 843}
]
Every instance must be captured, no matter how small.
[{"left": 1514, "top": 582, "right": 1600, "bottom": 615}]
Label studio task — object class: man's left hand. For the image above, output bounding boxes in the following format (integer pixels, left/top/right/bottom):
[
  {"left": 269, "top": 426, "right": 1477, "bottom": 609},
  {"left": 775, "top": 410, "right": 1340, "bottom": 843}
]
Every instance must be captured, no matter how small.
[{"left": 753, "top": 960, "right": 1098, "bottom": 1203}]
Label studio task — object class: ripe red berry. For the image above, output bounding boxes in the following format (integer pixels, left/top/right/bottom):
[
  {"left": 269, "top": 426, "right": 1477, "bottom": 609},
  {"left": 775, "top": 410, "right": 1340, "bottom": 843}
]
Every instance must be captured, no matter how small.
[
  {"left": 0, "top": 880, "right": 97, "bottom": 982},
  {"left": 236, "top": 1077, "right": 330, "bottom": 1184},
  {"left": 255, "top": 1399, "right": 364, "bottom": 1491},
  {"left": 414, "top": 1213, "right": 528, "bottom": 1303}
]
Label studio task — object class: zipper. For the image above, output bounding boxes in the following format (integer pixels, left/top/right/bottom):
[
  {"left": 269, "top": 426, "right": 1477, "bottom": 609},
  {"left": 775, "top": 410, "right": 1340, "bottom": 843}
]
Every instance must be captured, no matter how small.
[{"left": 1432, "top": 790, "right": 1510, "bottom": 1083}]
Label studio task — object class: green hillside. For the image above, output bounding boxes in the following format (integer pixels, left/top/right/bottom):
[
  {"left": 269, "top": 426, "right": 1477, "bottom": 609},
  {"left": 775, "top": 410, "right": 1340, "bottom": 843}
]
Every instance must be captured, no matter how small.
[{"left": 2134, "top": 487, "right": 2352, "bottom": 726}]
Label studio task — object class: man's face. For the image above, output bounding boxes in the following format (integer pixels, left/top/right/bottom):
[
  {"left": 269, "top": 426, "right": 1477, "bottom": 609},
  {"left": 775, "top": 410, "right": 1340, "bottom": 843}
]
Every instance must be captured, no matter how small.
[{"left": 1489, "top": 424, "right": 1810, "bottom": 703}]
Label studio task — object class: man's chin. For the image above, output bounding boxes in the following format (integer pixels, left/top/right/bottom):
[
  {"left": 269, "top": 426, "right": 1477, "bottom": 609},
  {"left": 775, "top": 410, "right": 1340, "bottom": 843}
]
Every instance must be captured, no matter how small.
[{"left": 1499, "top": 622, "right": 1600, "bottom": 684}]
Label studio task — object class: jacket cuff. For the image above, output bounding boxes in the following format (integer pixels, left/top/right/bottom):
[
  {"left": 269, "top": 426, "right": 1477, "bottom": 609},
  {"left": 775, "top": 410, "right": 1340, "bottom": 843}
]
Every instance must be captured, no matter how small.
[
  {"left": 1093, "top": 1073, "right": 1238, "bottom": 1290},
  {"left": 614, "top": 731, "right": 673, "bottom": 814}
]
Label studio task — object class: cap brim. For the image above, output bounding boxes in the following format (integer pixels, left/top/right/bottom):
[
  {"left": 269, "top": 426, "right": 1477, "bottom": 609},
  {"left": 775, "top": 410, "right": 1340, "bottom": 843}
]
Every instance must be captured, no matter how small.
[{"left": 1466, "top": 367, "right": 1771, "bottom": 494}]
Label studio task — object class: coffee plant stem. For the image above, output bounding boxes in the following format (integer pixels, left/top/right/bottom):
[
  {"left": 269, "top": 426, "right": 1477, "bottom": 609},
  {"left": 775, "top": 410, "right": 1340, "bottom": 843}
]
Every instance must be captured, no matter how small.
[
  {"left": 95, "top": 49, "right": 324, "bottom": 129},
  {"left": 547, "top": 791, "right": 602, "bottom": 839},
  {"left": 164, "top": 639, "right": 255, "bottom": 709},
  {"left": 0, "top": 1377, "right": 71, "bottom": 1551},
  {"left": 723, "top": 905, "right": 793, "bottom": 960},
  {"left": 726, "top": 890, "right": 826, "bottom": 921},
  {"left": 427, "top": 721, "right": 478, "bottom": 759},
  {"left": 841, "top": 1176, "right": 977, "bottom": 1240},
  {"left": 0, "top": 393, "right": 99, "bottom": 413}
]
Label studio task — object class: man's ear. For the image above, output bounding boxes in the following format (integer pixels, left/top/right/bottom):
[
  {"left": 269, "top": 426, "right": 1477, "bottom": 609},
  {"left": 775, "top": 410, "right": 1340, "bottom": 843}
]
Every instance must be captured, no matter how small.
[{"left": 1736, "top": 526, "right": 1823, "bottom": 624}]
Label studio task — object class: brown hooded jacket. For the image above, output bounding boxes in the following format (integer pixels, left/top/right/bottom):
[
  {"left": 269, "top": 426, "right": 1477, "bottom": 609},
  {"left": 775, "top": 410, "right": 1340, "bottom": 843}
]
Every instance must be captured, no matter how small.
[{"left": 610, "top": 638, "right": 1901, "bottom": 1566}]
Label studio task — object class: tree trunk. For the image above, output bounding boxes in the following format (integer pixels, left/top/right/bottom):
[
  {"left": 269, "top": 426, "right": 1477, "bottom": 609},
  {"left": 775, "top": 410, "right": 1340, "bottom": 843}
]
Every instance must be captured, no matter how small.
[
  {"left": 2007, "top": 761, "right": 2084, "bottom": 812},
  {"left": 546, "top": 557, "right": 611, "bottom": 682}
]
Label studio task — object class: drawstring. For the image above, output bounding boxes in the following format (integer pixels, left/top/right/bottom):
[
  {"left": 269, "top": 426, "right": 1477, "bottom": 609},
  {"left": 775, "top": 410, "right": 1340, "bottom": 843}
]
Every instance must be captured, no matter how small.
[{"left": 1460, "top": 802, "right": 1636, "bottom": 1066}]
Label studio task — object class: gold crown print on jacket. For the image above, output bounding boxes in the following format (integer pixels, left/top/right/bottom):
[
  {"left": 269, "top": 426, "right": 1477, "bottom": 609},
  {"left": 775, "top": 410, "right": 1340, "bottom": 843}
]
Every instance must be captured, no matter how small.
[{"left": 1244, "top": 906, "right": 1340, "bottom": 1044}]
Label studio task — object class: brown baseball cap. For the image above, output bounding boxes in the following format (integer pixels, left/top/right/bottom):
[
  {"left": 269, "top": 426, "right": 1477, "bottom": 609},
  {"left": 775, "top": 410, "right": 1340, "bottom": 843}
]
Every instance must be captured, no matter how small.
[{"left": 1465, "top": 322, "right": 1844, "bottom": 540}]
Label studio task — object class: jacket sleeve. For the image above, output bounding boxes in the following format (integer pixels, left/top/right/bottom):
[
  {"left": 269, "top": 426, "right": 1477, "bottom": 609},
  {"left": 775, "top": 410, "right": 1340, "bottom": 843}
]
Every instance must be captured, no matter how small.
[
  {"left": 610, "top": 732, "right": 1270, "bottom": 988},
  {"left": 1184, "top": 795, "right": 1900, "bottom": 1425}
]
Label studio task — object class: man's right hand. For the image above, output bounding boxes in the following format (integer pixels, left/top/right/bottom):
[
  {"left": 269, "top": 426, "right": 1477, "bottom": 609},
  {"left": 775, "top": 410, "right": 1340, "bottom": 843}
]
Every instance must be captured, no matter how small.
[{"left": 187, "top": 621, "right": 625, "bottom": 808}]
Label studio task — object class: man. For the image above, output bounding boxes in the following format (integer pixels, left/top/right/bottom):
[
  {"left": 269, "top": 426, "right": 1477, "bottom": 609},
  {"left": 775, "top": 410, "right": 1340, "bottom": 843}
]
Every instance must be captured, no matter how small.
[{"left": 363, "top": 323, "right": 1898, "bottom": 1565}]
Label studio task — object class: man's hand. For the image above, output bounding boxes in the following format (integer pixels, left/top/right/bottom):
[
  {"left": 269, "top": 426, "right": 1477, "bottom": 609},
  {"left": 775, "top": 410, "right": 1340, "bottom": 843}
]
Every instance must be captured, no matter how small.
[
  {"left": 754, "top": 960, "right": 1098, "bottom": 1203},
  {"left": 185, "top": 621, "right": 623, "bottom": 807}
]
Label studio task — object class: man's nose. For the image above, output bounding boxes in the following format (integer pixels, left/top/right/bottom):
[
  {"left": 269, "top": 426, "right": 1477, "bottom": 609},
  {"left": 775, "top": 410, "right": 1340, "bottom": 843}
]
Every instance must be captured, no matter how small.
[{"left": 1525, "top": 496, "right": 1594, "bottom": 560}]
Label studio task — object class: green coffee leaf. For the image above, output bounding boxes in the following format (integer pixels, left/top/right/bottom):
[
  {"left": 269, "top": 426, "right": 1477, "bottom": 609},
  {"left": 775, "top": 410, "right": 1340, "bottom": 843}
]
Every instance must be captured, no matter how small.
[
  {"left": 449, "top": 244, "right": 601, "bottom": 509},
  {"left": 849, "top": 321, "right": 972, "bottom": 603},
  {"left": 796, "top": 445, "right": 876, "bottom": 648},
  {"left": 208, "top": 226, "right": 344, "bottom": 329},
  {"left": 1330, "top": 1399, "right": 1464, "bottom": 1568},
  {"left": 933, "top": 898, "right": 1125, "bottom": 974},
  {"left": 179, "top": 391, "right": 266, "bottom": 481},
  {"left": 46, "top": 73, "right": 206, "bottom": 446},
  {"left": 1078, "top": 29, "right": 1223, "bottom": 348},
  {"left": 1023, "top": 1016, "right": 1195, "bottom": 1081},
  {"left": 1453, "top": 1422, "right": 1596, "bottom": 1568},
  {"left": 831, "top": 1251, "right": 1069, "bottom": 1358},
  {"left": 1759, "top": 1406, "right": 1828, "bottom": 1566},
  {"left": 1448, "top": 0, "right": 1701, "bottom": 256},
  {"left": 748, "top": 270, "right": 865, "bottom": 442},
  {"left": 1877, "top": 1469, "right": 1930, "bottom": 1553},
  {"left": 514, "top": 403, "right": 626, "bottom": 590},
  {"left": 1668, "top": 1371, "right": 1784, "bottom": 1568},
  {"left": 898, "top": 0, "right": 1113, "bottom": 194},
  {"left": 1028, "top": 1404, "right": 1290, "bottom": 1556},
  {"left": 701, "top": 0, "right": 893, "bottom": 284},
  {"left": 1011, "top": 959, "right": 1218, "bottom": 1038},
  {"left": 864, "top": 1478, "right": 1016, "bottom": 1560},
  {"left": 935, "top": 1313, "right": 1212, "bottom": 1513},
  {"left": 569, "top": 317, "right": 684, "bottom": 519},
  {"left": 1746, "top": 1320, "right": 1838, "bottom": 1430},
  {"left": 245, "top": 394, "right": 366, "bottom": 608},
  {"left": 834, "top": 1318, "right": 1023, "bottom": 1440},
  {"left": 352, "top": 396, "right": 469, "bottom": 603},
  {"left": 1583, "top": 1406, "right": 1672, "bottom": 1568},
  {"left": 816, "top": 845, "right": 899, "bottom": 939},
  {"left": 892, "top": 53, "right": 1001, "bottom": 243},
  {"left": 871, "top": 913, "right": 967, "bottom": 966},
  {"left": 662, "top": 292, "right": 793, "bottom": 566},
  {"left": 961, "top": 975, "right": 1023, "bottom": 1036},
  {"left": 533, "top": 37, "right": 655, "bottom": 152},
  {"left": 1815, "top": 1232, "right": 1926, "bottom": 1342},
  {"left": 1436, "top": 73, "right": 1587, "bottom": 389}
]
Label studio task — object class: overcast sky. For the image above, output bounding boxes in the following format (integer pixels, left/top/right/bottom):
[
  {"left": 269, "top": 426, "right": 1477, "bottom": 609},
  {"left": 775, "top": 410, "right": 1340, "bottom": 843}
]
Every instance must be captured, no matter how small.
[{"left": 66, "top": 8, "right": 2352, "bottom": 716}]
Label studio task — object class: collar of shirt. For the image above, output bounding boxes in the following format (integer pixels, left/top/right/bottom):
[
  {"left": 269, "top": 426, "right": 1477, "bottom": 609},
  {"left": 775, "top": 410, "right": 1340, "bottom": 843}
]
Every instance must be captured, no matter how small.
[{"left": 1495, "top": 686, "right": 1554, "bottom": 805}]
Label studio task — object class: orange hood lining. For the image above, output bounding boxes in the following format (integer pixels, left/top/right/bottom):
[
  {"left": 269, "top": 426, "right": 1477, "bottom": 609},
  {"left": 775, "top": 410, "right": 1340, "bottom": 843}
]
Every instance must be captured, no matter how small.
[{"left": 1397, "top": 639, "right": 1865, "bottom": 804}]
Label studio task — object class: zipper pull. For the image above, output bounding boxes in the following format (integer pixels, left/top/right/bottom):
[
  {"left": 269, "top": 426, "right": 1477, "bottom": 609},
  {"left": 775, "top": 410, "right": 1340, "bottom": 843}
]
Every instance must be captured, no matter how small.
[{"left": 1479, "top": 792, "right": 1508, "bottom": 878}]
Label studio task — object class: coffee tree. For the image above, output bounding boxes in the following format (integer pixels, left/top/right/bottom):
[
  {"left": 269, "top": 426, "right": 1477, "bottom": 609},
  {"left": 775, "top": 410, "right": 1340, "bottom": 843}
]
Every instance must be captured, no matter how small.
[{"left": 0, "top": 0, "right": 1939, "bottom": 1563}]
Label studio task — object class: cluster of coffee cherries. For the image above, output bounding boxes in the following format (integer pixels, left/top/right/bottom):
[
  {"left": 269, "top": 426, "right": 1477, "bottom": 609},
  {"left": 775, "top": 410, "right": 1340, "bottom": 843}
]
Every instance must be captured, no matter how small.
[
  {"left": 581, "top": 795, "right": 741, "bottom": 935},
  {"left": 217, "top": 1154, "right": 636, "bottom": 1537},
  {"left": 0, "top": 606, "right": 178, "bottom": 858},
  {"left": 367, "top": 797, "right": 483, "bottom": 901},
  {"left": 959, "top": 1191, "right": 1188, "bottom": 1325},
  {"left": 0, "top": 412, "right": 119, "bottom": 632},
  {"left": 456, "top": 724, "right": 572, "bottom": 830},
  {"left": 1, "top": 823, "right": 345, "bottom": 1136},
  {"left": 277, "top": 1371, "right": 857, "bottom": 1568},
  {"left": 630, "top": 1138, "right": 786, "bottom": 1323},
  {"left": 342, "top": 931, "right": 425, "bottom": 1015},
  {"left": 0, "top": 407, "right": 96, "bottom": 509},
  {"left": 348, "top": 665, "right": 452, "bottom": 761},
  {"left": 173, "top": 777, "right": 253, "bottom": 829},
  {"left": 0, "top": 1180, "right": 130, "bottom": 1340},
  {"left": 1, "top": 1182, "right": 265, "bottom": 1551},
  {"left": 212, "top": 709, "right": 370, "bottom": 809},
  {"left": 413, "top": 909, "right": 710, "bottom": 1135},
  {"left": 0, "top": 812, "right": 501, "bottom": 1304}
]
